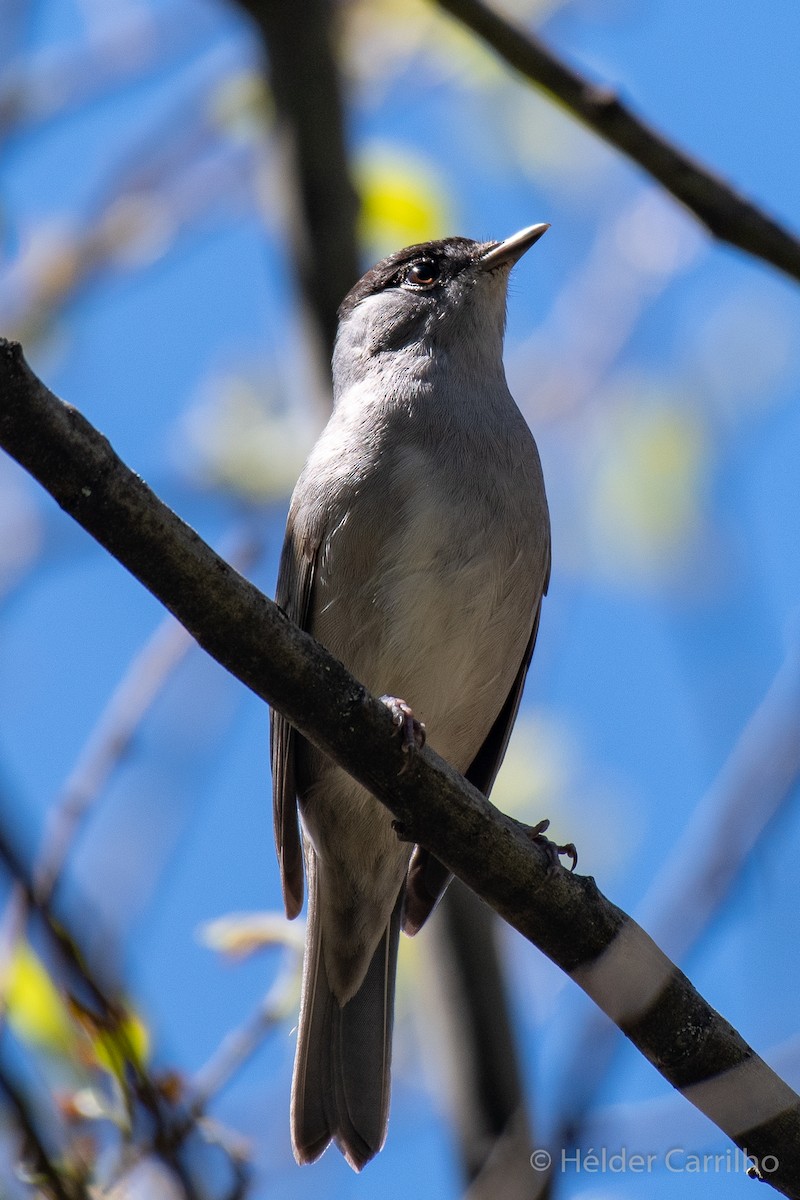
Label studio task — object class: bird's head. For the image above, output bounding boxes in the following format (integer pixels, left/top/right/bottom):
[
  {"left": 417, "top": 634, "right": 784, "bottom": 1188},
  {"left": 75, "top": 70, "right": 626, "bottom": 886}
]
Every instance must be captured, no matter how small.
[{"left": 332, "top": 224, "right": 549, "bottom": 393}]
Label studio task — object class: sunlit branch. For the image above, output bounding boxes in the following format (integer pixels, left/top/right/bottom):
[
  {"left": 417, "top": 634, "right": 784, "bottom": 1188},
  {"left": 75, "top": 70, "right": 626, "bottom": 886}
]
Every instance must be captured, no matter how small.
[
  {"left": 551, "top": 637, "right": 800, "bottom": 1146},
  {"left": 3, "top": 339, "right": 800, "bottom": 1196},
  {"left": 435, "top": 0, "right": 800, "bottom": 286}
]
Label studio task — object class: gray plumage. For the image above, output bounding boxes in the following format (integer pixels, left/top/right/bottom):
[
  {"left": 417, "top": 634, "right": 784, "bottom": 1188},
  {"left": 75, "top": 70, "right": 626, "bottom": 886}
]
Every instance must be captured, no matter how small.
[{"left": 271, "top": 225, "right": 551, "bottom": 1171}]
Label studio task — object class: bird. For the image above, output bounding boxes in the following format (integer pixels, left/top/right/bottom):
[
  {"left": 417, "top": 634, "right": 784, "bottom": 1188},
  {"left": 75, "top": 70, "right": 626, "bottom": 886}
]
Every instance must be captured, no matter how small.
[{"left": 271, "top": 223, "right": 551, "bottom": 1171}]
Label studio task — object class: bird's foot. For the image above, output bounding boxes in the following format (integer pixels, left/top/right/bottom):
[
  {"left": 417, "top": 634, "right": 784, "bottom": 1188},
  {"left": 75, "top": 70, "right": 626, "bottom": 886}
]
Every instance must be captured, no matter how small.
[
  {"left": 526, "top": 818, "right": 578, "bottom": 874},
  {"left": 391, "top": 819, "right": 414, "bottom": 843},
  {"left": 380, "top": 695, "right": 426, "bottom": 773}
]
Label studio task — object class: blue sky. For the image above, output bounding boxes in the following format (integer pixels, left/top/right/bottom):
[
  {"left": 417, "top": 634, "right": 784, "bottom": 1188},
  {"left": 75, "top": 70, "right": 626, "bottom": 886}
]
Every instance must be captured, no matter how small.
[{"left": 2, "top": 1, "right": 800, "bottom": 1196}]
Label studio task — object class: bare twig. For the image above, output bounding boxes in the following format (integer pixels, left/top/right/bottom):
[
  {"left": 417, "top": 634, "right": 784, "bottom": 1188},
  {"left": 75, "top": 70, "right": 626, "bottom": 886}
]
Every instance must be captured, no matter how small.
[
  {"left": 0, "top": 1059, "right": 81, "bottom": 1200},
  {"left": 191, "top": 998, "right": 281, "bottom": 1116},
  {"left": 34, "top": 620, "right": 194, "bottom": 905},
  {"left": 640, "top": 635, "right": 800, "bottom": 956},
  {"left": 0, "top": 816, "right": 208, "bottom": 1199},
  {"left": 34, "top": 530, "right": 261, "bottom": 908},
  {"left": 0, "top": 3, "right": 220, "bottom": 140},
  {"left": 0, "top": 818, "right": 115, "bottom": 1016},
  {"left": 434, "top": 0, "right": 800, "bottom": 285},
  {"left": 3, "top": 341, "right": 800, "bottom": 1194},
  {"left": 2, "top": 138, "right": 259, "bottom": 345},
  {"left": 511, "top": 188, "right": 704, "bottom": 425},
  {"left": 191, "top": 947, "right": 299, "bottom": 1112}
]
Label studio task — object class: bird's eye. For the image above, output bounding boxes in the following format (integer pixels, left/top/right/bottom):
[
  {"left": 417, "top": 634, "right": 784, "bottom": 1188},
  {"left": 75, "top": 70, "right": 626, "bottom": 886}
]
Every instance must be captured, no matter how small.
[{"left": 403, "top": 259, "right": 440, "bottom": 288}]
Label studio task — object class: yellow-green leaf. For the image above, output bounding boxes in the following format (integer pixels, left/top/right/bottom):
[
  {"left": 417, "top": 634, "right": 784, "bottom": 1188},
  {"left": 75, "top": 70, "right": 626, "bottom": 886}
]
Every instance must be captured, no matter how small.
[
  {"left": 356, "top": 143, "right": 452, "bottom": 260},
  {"left": 3, "top": 941, "right": 75, "bottom": 1056},
  {"left": 68, "top": 997, "right": 150, "bottom": 1084}
]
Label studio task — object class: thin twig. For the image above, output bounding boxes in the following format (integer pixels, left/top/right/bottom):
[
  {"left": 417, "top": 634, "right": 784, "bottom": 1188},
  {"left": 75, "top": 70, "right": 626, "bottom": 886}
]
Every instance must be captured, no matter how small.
[
  {"left": 0, "top": 819, "right": 207, "bottom": 1200},
  {"left": 2, "top": 142, "right": 259, "bottom": 346},
  {"left": 0, "top": 1059, "right": 81, "bottom": 1200},
  {"left": 639, "top": 635, "right": 800, "bottom": 956},
  {"left": 511, "top": 188, "right": 703, "bottom": 425},
  {"left": 0, "top": 885, "right": 26, "bottom": 1035},
  {"left": 191, "top": 949, "right": 299, "bottom": 1113},
  {"left": 34, "top": 620, "right": 194, "bottom": 905},
  {"left": 0, "top": 3, "right": 216, "bottom": 140},
  {"left": 34, "top": 531, "right": 262, "bottom": 908},
  {"left": 0, "top": 820, "right": 115, "bottom": 1016},
  {"left": 434, "top": 0, "right": 800, "bottom": 285}
]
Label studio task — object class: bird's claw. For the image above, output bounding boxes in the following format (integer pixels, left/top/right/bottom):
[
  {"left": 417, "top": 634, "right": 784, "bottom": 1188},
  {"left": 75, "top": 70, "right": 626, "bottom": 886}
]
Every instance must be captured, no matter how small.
[
  {"left": 527, "top": 818, "right": 578, "bottom": 874},
  {"left": 380, "top": 695, "right": 426, "bottom": 773},
  {"left": 391, "top": 818, "right": 414, "bottom": 843}
]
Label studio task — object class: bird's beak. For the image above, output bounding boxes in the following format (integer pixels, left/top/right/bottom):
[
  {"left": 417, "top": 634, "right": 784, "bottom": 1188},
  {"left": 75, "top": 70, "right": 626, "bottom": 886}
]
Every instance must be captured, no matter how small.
[{"left": 478, "top": 222, "right": 550, "bottom": 270}]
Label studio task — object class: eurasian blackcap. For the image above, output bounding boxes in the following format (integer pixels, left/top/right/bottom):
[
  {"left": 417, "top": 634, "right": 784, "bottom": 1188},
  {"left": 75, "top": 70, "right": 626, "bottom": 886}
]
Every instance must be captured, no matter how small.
[{"left": 271, "top": 223, "right": 551, "bottom": 1170}]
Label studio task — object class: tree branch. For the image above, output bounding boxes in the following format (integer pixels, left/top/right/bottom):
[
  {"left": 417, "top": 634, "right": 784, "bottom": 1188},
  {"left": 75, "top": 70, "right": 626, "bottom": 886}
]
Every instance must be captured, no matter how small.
[
  {"left": 33, "top": 530, "right": 261, "bottom": 909},
  {"left": 0, "top": 798, "right": 206, "bottom": 1198},
  {"left": 425, "top": 881, "right": 537, "bottom": 1198},
  {"left": 0, "top": 1060, "right": 81, "bottom": 1200},
  {"left": 2, "top": 338, "right": 800, "bottom": 1195},
  {"left": 550, "top": 635, "right": 800, "bottom": 1150},
  {"left": 434, "top": 0, "right": 800, "bottom": 285},
  {"left": 236, "top": 0, "right": 360, "bottom": 373}
]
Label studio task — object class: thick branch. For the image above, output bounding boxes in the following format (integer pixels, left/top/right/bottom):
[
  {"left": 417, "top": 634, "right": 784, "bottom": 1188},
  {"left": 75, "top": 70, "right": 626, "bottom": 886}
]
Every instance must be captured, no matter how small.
[
  {"left": 2, "top": 339, "right": 800, "bottom": 1195},
  {"left": 435, "top": 0, "right": 800, "bottom": 285}
]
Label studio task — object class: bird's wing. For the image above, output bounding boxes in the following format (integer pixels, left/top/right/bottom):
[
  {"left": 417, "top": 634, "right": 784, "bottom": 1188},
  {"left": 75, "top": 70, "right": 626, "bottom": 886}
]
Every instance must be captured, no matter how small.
[
  {"left": 271, "top": 514, "right": 320, "bottom": 920},
  {"left": 403, "top": 542, "right": 551, "bottom": 935},
  {"left": 465, "top": 588, "right": 545, "bottom": 795}
]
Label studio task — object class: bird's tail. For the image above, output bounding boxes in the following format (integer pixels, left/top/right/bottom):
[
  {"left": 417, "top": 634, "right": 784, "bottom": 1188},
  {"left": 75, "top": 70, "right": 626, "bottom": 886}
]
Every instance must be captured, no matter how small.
[{"left": 291, "top": 852, "right": 403, "bottom": 1172}]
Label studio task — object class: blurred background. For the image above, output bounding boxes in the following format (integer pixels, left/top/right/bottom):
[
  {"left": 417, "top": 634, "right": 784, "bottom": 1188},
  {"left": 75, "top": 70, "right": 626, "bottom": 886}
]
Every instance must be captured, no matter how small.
[{"left": 1, "top": 0, "right": 800, "bottom": 1197}]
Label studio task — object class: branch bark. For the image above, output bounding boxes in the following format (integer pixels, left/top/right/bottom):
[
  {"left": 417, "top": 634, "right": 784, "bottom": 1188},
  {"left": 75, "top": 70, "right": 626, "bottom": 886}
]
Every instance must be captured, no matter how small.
[
  {"left": 434, "top": 0, "right": 800, "bottom": 286},
  {"left": 2, "top": 338, "right": 800, "bottom": 1195}
]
